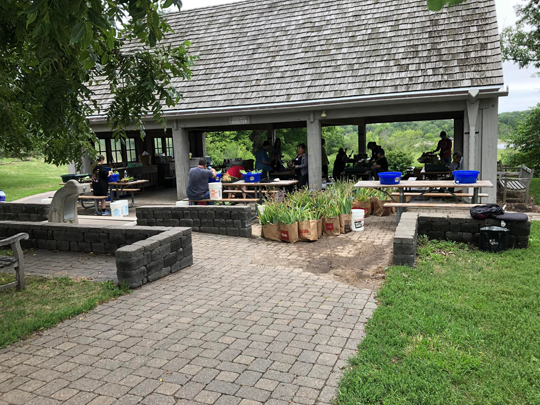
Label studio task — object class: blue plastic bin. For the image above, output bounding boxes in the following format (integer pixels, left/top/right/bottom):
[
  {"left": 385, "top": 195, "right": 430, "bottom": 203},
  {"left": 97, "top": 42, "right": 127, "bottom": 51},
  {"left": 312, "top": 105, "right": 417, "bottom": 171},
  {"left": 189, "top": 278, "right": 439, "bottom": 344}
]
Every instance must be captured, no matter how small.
[
  {"left": 379, "top": 172, "right": 402, "bottom": 185},
  {"left": 109, "top": 173, "right": 120, "bottom": 183},
  {"left": 208, "top": 173, "right": 222, "bottom": 183},
  {"left": 453, "top": 170, "right": 480, "bottom": 184},
  {"left": 243, "top": 172, "right": 262, "bottom": 183}
]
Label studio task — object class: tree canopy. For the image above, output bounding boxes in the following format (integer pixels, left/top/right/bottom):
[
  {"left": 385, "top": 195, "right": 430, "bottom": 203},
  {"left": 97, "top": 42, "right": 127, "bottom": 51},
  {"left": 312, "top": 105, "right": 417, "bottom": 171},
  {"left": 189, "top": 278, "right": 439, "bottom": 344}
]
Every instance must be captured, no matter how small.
[
  {"left": 0, "top": 0, "right": 194, "bottom": 166},
  {"left": 501, "top": 1, "right": 540, "bottom": 70},
  {"left": 426, "top": 0, "right": 468, "bottom": 12},
  {"left": 506, "top": 103, "right": 540, "bottom": 174}
]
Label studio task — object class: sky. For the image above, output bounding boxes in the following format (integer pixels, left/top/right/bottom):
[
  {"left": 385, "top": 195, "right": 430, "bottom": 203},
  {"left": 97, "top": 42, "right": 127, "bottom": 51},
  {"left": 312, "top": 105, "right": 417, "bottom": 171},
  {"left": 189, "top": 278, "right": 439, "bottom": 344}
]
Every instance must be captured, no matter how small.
[{"left": 180, "top": 0, "right": 539, "bottom": 113}]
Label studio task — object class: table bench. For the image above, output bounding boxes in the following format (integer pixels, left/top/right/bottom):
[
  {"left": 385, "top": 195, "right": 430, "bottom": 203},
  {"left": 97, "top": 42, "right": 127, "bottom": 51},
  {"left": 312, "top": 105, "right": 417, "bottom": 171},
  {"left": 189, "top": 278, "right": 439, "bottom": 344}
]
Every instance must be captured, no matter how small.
[
  {"left": 0, "top": 233, "right": 29, "bottom": 291},
  {"left": 384, "top": 203, "right": 477, "bottom": 209},
  {"left": 188, "top": 198, "right": 260, "bottom": 205},
  {"left": 390, "top": 192, "right": 489, "bottom": 198}
]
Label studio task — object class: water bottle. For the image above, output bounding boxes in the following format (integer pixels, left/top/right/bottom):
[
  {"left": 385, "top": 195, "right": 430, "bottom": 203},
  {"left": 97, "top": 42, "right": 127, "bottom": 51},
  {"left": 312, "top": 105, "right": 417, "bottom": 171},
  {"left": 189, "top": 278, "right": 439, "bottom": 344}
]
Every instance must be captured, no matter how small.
[
  {"left": 124, "top": 170, "right": 128, "bottom": 179},
  {"left": 0, "top": 190, "right": 5, "bottom": 202}
]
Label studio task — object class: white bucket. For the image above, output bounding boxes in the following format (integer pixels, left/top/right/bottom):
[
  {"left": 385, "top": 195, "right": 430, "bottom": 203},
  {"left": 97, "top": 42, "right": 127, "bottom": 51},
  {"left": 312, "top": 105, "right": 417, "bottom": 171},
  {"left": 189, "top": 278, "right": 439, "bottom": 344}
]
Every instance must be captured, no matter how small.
[
  {"left": 119, "top": 200, "right": 129, "bottom": 216},
  {"left": 209, "top": 182, "right": 222, "bottom": 200},
  {"left": 176, "top": 200, "right": 190, "bottom": 207},
  {"left": 41, "top": 198, "right": 53, "bottom": 205},
  {"left": 110, "top": 201, "right": 123, "bottom": 218},
  {"left": 351, "top": 208, "right": 365, "bottom": 232}
]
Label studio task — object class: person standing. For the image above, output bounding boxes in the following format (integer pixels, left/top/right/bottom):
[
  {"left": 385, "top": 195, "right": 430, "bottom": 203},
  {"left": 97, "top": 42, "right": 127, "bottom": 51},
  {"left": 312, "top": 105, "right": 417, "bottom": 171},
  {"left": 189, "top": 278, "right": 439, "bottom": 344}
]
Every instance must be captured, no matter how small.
[
  {"left": 186, "top": 158, "right": 217, "bottom": 202},
  {"left": 321, "top": 139, "right": 329, "bottom": 181},
  {"left": 255, "top": 141, "right": 273, "bottom": 179},
  {"left": 91, "top": 155, "right": 112, "bottom": 215},
  {"left": 333, "top": 148, "right": 347, "bottom": 180},
  {"left": 433, "top": 131, "right": 453, "bottom": 166},
  {"left": 294, "top": 143, "right": 308, "bottom": 188}
]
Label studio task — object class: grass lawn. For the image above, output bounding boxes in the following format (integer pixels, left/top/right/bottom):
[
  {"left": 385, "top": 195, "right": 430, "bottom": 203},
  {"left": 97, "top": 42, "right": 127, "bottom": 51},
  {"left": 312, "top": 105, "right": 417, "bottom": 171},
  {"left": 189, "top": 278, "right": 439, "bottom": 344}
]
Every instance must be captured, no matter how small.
[
  {"left": 0, "top": 159, "right": 67, "bottom": 201},
  {"left": 0, "top": 270, "right": 129, "bottom": 348},
  {"left": 338, "top": 222, "right": 540, "bottom": 405},
  {"left": 530, "top": 178, "right": 540, "bottom": 205}
]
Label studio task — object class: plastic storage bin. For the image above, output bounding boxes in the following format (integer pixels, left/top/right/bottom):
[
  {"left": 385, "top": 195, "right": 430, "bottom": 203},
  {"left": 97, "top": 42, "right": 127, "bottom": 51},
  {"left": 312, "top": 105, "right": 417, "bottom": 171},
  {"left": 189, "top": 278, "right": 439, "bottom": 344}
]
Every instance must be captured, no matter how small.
[
  {"left": 453, "top": 170, "right": 480, "bottom": 184},
  {"left": 109, "top": 173, "right": 120, "bottom": 183},
  {"left": 208, "top": 173, "right": 222, "bottom": 183},
  {"left": 379, "top": 172, "right": 402, "bottom": 185},
  {"left": 60, "top": 174, "right": 77, "bottom": 183},
  {"left": 118, "top": 200, "right": 129, "bottom": 216},
  {"left": 0, "top": 190, "right": 5, "bottom": 202},
  {"left": 243, "top": 172, "right": 262, "bottom": 183}
]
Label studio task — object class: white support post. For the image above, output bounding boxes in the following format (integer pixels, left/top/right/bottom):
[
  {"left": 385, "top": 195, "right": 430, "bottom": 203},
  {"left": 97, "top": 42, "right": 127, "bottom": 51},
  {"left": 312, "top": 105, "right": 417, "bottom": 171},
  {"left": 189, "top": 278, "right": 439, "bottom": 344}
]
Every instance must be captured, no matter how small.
[
  {"left": 481, "top": 98, "right": 499, "bottom": 203},
  {"left": 466, "top": 99, "right": 480, "bottom": 171},
  {"left": 173, "top": 124, "right": 190, "bottom": 200},
  {"left": 307, "top": 117, "right": 322, "bottom": 191}
]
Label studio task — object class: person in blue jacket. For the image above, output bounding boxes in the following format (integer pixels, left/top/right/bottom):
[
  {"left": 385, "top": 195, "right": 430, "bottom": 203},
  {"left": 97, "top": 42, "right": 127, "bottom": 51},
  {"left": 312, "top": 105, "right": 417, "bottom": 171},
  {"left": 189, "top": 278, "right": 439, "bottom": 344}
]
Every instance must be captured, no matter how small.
[{"left": 255, "top": 141, "right": 273, "bottom": 179}]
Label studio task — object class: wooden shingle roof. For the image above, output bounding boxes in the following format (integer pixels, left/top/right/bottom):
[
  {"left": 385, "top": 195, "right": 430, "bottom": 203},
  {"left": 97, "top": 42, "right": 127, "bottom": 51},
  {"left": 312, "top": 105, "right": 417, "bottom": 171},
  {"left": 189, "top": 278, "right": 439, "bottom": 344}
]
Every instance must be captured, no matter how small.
[{"left": 90, "top": 0, "right": 504, "bottom": 114}]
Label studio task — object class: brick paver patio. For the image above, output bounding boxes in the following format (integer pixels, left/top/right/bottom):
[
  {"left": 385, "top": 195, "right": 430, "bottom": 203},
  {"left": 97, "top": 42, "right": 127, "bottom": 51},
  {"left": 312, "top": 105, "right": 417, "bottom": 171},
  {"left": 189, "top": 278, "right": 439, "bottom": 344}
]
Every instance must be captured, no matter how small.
[{"left": 0, "top": 216, "right": 396, "bottom": 404}]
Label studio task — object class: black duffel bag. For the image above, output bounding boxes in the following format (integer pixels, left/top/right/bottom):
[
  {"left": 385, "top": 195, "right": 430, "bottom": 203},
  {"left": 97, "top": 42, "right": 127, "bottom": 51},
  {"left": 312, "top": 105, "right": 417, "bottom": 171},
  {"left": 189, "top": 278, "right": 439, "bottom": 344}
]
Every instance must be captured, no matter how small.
[{"left": 470, "top": 204, "right": 505, "bottom": 220}]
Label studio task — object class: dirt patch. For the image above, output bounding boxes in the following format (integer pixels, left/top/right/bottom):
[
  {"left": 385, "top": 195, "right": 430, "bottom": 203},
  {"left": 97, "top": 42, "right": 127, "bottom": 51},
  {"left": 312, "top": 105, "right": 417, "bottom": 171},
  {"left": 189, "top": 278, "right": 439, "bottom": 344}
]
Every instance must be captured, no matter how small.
[{"left": 251, "top": 217, "right": 396, "bottom": 290}]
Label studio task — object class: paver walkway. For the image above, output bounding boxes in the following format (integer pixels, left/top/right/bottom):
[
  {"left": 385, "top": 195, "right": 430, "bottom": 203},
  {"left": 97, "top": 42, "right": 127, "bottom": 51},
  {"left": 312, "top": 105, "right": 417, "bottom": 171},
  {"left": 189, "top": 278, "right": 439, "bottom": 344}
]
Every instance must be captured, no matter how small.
[{"left": 0, "top": 218, "right": 395, "bottom": 405}]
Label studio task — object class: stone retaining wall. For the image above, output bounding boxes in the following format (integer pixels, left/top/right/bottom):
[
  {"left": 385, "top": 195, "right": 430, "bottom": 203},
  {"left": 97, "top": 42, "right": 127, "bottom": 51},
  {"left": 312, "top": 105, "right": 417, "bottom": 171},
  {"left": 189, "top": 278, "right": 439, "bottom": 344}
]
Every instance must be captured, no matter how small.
[
  {"left": 393, "top": 212, "right": 531, "bottom": 267},
  {"left": 136, "top": 206, "right": 252, "bottom": 238},
  {"left": 0, "top": 203, "right": 49, "bottom": 222},
  {"left": 0, "top": 221, "right": 193, "bottom": 288}
]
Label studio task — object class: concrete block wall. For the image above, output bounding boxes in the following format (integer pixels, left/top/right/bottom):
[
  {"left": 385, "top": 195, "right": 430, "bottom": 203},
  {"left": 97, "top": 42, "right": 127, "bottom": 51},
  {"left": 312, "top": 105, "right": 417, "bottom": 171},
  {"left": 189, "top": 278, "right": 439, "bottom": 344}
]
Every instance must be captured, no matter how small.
[
  {"left": 392, "top": 212, "right": 532, "bottom": 267},
  {"left": 418, "top": 213, "right": 530, "bottom": 249},
  {"left": 136, "top": 206, "right": 252, "bottom": 238},
  {"left": 0, "top": 203, "right": 49, "bottom": 222},
  {"left": 393, "top": 213, "right": 418, "bottom": 267},
  {"left": 116, "top": 228, "right": 192, "bottom": 288},
  {"left": 0, "top": 221, "right": 192, "bottom": 288}
]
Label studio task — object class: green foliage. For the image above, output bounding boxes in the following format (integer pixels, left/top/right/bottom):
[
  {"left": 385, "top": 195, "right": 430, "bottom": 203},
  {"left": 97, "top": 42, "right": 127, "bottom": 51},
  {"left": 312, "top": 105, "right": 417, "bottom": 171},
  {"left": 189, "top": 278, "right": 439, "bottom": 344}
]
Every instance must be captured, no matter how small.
[
  {"left": 426, "top": 0, "right": 468, "bottom": 11},
  {"left": 0, "top": 0, "right": 195, "bottom": 166},
  {"left": 204, "top": 131, "right": 255, "bottom": 166},
  {"left": 338, "top": 222, "right": 540, "bottom": 404},
  {"left": 0, "top": 274, "right": 129, "bottom": 348},
  {"left": 386, "top": 149, "right": 414, "bottom": 173},
  {"left": 506, "top": 103, "right": 540, "bottom": 175},
  {"left": 502, "top": 1, "right": 540, "bottom": 70}
]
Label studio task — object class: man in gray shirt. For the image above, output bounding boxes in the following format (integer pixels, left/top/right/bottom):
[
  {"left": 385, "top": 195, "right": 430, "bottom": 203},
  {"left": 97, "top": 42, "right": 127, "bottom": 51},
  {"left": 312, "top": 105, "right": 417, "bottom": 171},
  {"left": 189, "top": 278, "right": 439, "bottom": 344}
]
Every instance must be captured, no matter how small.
[{"left": 186, "top": 158, "right": 216, "bottom": 201}]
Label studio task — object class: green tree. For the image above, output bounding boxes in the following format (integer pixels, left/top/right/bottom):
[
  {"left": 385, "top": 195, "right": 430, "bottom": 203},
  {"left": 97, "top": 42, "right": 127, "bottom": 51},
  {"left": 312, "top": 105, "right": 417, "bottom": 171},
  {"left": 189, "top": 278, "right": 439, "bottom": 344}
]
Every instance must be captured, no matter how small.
[
  {"left": 506, "top": 103, "right": 540, "bottom": 175},
  {"left": 501, "top": 1, "right": 540, "bottom": 70},
  {"left": 0, "top": 0, "right": 194, "bottom": 166},
  {"left": 426, "top": 0, "right": 467, "bottom": 11}
]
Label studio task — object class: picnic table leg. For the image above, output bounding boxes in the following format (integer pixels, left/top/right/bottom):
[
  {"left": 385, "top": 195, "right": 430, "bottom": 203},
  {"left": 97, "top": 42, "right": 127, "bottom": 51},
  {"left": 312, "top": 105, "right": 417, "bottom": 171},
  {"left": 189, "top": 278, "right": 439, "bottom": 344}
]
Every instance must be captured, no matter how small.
[
  {"left": 472, "top": 188, "right": 479, "bottom": 204},
  {"left": 397, "top": 188, "right": 405, "bottom": 222}
]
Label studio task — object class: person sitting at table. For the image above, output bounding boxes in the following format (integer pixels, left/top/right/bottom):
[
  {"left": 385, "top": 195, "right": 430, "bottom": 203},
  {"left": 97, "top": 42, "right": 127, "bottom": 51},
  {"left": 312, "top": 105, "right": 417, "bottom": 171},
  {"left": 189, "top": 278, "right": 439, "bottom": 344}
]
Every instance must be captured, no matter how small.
[
  {"left": 449, "top": 151, "right": 463, "bottom": 171},
  {"left": 91, "top": 155, "right": 112, "bottom": 216},
  {"left": 271, "top": 153, "right": 286, "bottom": 172},
  {"left": 294, "top": 143, "right": 309, "bottom": 188},
  {"left": 225, "top": 165, "right": 247, "bottom": 199},
  {"left": 186, "top": 158, "right": 216, "bottom": 203},
  {"left": 333, "top": 148, "right": 347, "bottom": 180},
  {"left": 371, "top": 149, "right": 389, "bottom": 180},
  {"left": 367, "top": 142, "right": 384, "bottom": 164},
  {"left": 255, "top": 141, "right": 273, "bottom": 180}
]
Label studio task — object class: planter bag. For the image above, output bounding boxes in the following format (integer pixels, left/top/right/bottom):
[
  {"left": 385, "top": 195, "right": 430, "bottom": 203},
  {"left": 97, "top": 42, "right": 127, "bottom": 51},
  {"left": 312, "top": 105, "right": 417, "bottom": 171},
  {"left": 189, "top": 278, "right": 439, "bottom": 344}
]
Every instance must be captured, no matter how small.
[
  {"left": 371, "top": 197, "right": 384, "bottom": 216},
  {"left": 317, "top": 219, "right": 323, "bottom": 238},
  {"left": 382, "top": 200, "right": 396, "bottom": 216},
  {"left": 353, "top": 200, "right": 371, "bottom": 217},
  {"left": 299, "top": 220, "right": 319, "bottom": 242},
  {"left": 339, "top": 213, "right": 352, "bottom": 234},
  {"left": 262, "top": 223, "right": 281, "bottom": 242},
  {"left": 280, "top": 223, "right": 299, "bottom": 243},
  {"left": 323, "top": 217, "right": 341, "bottom": 236}
]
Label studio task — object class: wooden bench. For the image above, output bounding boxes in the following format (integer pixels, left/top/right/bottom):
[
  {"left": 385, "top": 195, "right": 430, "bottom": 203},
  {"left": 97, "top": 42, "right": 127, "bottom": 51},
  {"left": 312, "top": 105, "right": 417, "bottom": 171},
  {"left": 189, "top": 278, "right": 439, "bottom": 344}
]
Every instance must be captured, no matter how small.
[
  {"left": 222, "top": 190, "right": 278, "bottom": 194},
  {"left": 78, "top": 195, "right": 108, "bottom": 212},
  {"left": 499, "top": 165, "right": 535, "bottom": 203},
  {"left": 111, "top": 188, "right": 140, "bottom": 193},
  {"left": 391, "top": 192, "right": 489, "bottom": 198},
  {"left": 0, "top": 233, "right": 29, "bottom": 291},
  {"left": 384, "top": 203, "right": 477, "bottom": 209}
]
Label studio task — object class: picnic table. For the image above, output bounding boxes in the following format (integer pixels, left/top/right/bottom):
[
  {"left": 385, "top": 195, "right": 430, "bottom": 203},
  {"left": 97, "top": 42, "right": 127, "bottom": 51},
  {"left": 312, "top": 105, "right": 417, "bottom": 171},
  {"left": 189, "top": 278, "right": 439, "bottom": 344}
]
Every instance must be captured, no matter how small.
[
  {"left": 223, "top": 179, "right": 298, "bottom": 201},
  {"left": 354, "top": 179, "right": 494, "bottom": 221}
]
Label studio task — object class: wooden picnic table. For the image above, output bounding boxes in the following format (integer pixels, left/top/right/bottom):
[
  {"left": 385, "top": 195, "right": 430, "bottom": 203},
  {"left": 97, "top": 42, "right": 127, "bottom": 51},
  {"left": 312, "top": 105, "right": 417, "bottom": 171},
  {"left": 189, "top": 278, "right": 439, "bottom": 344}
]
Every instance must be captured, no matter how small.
[
  {"left": 108, "top": 180, "right": 149, "bottom": 205},
  {"left": 354, "top": 179, "right": 494, "bottom": 221},
  {"left": 223, "top": 179, "right": 298, "bottom": 201}
]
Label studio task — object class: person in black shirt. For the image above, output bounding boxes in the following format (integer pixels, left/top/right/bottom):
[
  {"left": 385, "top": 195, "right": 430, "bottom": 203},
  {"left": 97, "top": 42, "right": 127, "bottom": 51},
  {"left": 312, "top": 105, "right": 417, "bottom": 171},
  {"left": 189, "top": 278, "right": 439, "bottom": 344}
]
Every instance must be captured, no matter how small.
[
  {"left": 91, "top": 155, "right": 112, "bottom": 215},
  {"left": 367, "top": 142, "right": 384, "bottom": 164},
  {"left": 333, "top": 148, "right": 347, "bottom": 180},
  {"left": 371, "top": 149, "right": 389, "bottom": 180}
]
